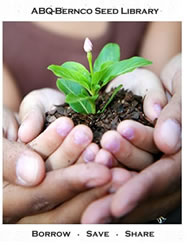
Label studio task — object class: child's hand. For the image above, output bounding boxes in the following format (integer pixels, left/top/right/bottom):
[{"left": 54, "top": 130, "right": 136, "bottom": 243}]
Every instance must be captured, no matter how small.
[
  {"left": 106, "top": 68, "right": 168, "bottom": 122},
  {"left": 98, "top": 120, "right": 158, "bottom": 170},
  {"left": 18, "top": 88, "right": 66, "bottom": 143},
  {"left": 3, "top": 90, "right": 113, "bottom": 224},
  {"left": 96, "top": 68, "right": 166, "bottom": 171},
  {"left": 28, "top": 116, "right": 99, "bottom": 170},
  {"left": 3, "top": 111, "right": 111, "bottom": 223}
]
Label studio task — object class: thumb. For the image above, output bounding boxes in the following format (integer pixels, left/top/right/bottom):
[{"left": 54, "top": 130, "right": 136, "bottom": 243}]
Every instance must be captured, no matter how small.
[
  {"left": 3, "top": 138, "right": 45, "bottom": 186},
  {"left": 154, "top": 71, "right": 181, "bottom": 154},
  {"left": 18, "top": 88, "right": 65, "bottom": 143},
  {"left": 142, "top": 70, "right": 168, "bottom": 122},
  {"left": 143, "top": 88, "right": 168, "bottom": 122}
]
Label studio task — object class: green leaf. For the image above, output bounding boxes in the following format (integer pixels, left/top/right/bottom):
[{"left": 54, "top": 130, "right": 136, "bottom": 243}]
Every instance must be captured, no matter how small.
[
  {"left": 91, "top": 61, "right": 115, "bottom": 93},
  {"left": 93, "top": 43, "right": 120, "bottom": 72},
  {"left": 62, "top": 62, "right": 91, "bottom": 82},
  {"left": 98, "top": 84, "right": 123, "bottom": 113},
  {"left": 66, "top": 94, "right": 98, "bottom": 103},
  {"left": 94, "top": 84, "right": 101, "bottom": 94},
  {"left": 66, "top": 94, "right": 97, "bottom": 114},
  {"left": 57, "top": 79, "right": 93, "bottom": 114},
  {"left": 102, "top": 57, "right": 152, "bottom": 86},
  {"left": 48, "top": 63, "right": 91, "bottom": 91},
  {"left": 92, "top": 71, "right": 103, "bottom": 87},
  {"left": 56, "top": 79, "right": 88, "bottom": 96}
]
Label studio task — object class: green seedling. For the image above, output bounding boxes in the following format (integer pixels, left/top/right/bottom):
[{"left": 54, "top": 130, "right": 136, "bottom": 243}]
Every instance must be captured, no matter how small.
[{"left": 48, "top": 38, "right": 152, "bottom": 114}]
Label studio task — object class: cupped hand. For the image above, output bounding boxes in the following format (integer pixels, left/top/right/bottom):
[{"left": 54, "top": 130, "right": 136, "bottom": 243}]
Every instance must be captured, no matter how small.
[
  {"left": 18, "top": 88, "right": 65, "bottom": 143},
  {"left": 81, "top": 54, "right": 181, "bottom": 224},
  {"left": 107, "top": 68, "right": 168, "bottom": 121},
  {"left": 101, "top": 67, "right": 167, "bottom": 170},
  {"left": 4, "top": 93, "right": 115, "bottom": 224},
  {"left": 17, "top": 87, "right": 103, "bottom": 170},
  {"left": 3, "top": 98, "right": 112, "bottom": 224}
]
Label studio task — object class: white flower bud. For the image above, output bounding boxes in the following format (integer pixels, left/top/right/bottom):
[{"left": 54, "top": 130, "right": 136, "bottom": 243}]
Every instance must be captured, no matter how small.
[{"left": 84, "top": 37, "right": 93, "bottom": 52}]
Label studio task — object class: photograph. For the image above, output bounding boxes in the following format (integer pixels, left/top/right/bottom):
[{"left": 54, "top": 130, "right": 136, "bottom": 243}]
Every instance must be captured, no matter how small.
[{"left": 3, "top": 21, "right": 182, "bottom": 225}]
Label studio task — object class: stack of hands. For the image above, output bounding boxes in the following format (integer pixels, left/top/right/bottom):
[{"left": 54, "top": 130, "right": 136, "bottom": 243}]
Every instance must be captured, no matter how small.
[{"left": 3, "top": 54, "right": 181, "bottom": 224}]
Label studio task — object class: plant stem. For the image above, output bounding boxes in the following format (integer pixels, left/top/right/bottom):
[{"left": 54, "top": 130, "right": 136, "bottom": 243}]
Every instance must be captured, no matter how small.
[{"left": 87, "top": 51, "right": 93, "bottom": 77}]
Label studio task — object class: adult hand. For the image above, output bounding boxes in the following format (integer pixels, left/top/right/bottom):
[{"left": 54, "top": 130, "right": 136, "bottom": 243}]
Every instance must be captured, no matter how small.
[
  {"left": 81, "top": 55, "right": 181, "bottom": 223},
  {"left": 17, "top": 167, "right": 129, "bottom": 224},
  {"left": 3, "top": 106, "right": 45, "bottom": 187},
  {"left": 154, "top": 54, "right": 181, "bottom": 154},
  {"left": 3, "top": 101, "right": 112, "bottom": 224},
  {"left": 4, "top": 162, "right": 111, "bottom": 223}
]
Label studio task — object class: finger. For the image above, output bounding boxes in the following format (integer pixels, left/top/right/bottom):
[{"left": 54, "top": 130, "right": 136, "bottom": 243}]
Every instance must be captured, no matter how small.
[
  {"left": 101, "top": 130, "right": 154, "bottom": 170},
  {"left": 111, "top": 151, "right": 181, "bottom": 218},
  {"left": 82, "top": 195, "right": 113, "bottom": 224},
  {"left": 4, "top": 163, "right": 111, "bottom": 222},
  {"left": 3, "top": 107, "right": 19, "bottom": 141},
  {"left": 143, "top": 88, "right": 167, "bottom": 122},
  {"left": 154, "top": 72, "right": 181, "bottom": 154},
  {"left": 29, "top": 117, "right": 74, "bottom": 160},
  {"left": 160, "top": 53, "right": 181, "bottom": 94},
  {"left": 18, "top": 89, "right": 65, "bottom": 143},
  {"left": 46, "top": 125, "right": 93, "bottom": 170},
  {"left": 118, "top": 190, "right": 181, "bottom": 224},
  {"left": 76, "top": 143, "right": 99, "bottom": 164},
  {"left": 106, "top": 68, "right": 167, "bottom": 121},
  {"left": 95, "top": 149, "right": 117, "bottom": 168},
  {"left": 3, "top": 138, "right": 45, "bottom": 186},
  {"left": 117, "top": 120, "right": 158, "bottom": 154},
  {"left": 17, "top": 185, "right": 110, "bottom": 224},
  {"left": 133, "top": 69, "right": 167, "bottom": 121},
  {"left": 81, "top": 168, "right": 135, "bottom": 224}
]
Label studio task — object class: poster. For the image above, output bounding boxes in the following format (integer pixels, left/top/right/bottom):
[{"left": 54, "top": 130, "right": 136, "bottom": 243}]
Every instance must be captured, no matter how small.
[{"left": 0, "top": 0, "right": 185, "bottom": 244}]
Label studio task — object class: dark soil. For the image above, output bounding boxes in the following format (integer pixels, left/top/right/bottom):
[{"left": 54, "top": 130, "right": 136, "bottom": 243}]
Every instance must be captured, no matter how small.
[{"left": 45, "top": 89, "right": 153, "bottom": 144}]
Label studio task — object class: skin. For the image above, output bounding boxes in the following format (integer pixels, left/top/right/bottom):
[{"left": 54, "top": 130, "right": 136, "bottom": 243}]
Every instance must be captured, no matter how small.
[
  {"left": 3, "top": 22, "right": 181, "bottom": 223},
  {"left": 4, "top": 104, "right": 116, "bottom": 223},
  {"left": 81, "top": 54, "right": 181, "bottom": 223},
  {"left": 3, "top": 67, "right": 172, "bottom": 224}
]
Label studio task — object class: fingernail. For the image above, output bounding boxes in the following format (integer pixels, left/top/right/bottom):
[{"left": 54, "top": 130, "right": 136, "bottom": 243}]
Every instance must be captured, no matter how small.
[
  {"left": 95, "top": 151, "right": 113, "bottom": 167},
  {"left": 102, "top": 157, "right": 113, "bottom": 168},
  {"left": 16, "top": 155, "right": 39, "bottom": 186},
  {"left": 153, "top": 104, "right": 162, "bottom": 118},
  {"left": 74, "top": 130, "right": 91, "bottom": 145},
  {"left": 160, "top": 119, "right": 181, "bottom": 149},
  {"left": 103, "top": 138, "right": 120, "bottom": 153},
  {"left": 56, "top": 120, "right": 72, "bottom": 137},
  {"left": 83, "top": 149, "right": 95, "bottom": 163},
  {"left": 121, "top": 128, "right": 134, "bottom": 140}
]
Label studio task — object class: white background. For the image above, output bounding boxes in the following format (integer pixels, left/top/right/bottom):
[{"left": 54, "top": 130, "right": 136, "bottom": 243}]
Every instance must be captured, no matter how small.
[{"left": 0, "top": 0, "right": 186, "bottom": 244}]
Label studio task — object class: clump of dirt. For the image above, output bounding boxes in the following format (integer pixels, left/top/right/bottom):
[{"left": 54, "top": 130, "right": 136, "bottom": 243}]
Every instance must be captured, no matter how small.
[{"left": 45, "top": 89, "right": 153, "bottom": 144}]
